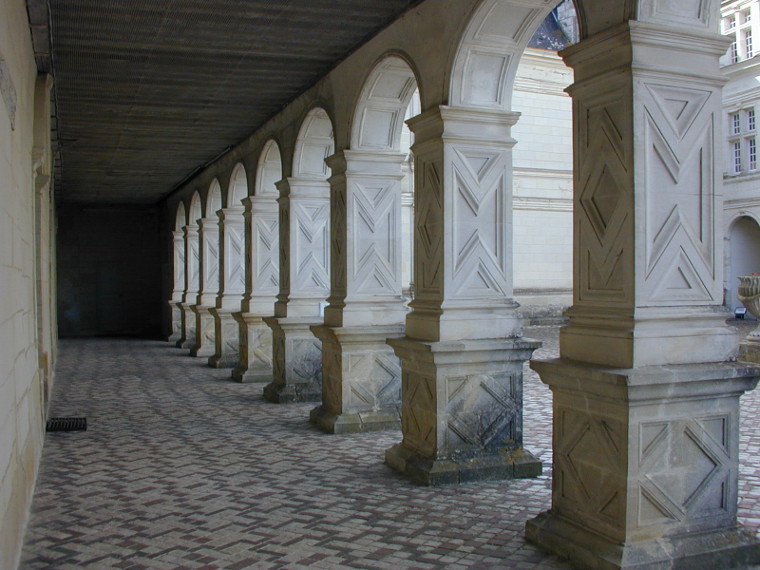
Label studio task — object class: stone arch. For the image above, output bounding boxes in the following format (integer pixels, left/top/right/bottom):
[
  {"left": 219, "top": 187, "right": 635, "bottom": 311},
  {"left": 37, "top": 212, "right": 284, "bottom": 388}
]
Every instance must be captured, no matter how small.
[
  {"left": 175, "top": 202, "right": 186, "bottom": 230},
  {"left": 351, "top": 55, "right": 420, "bottom": 151},
  {"left": 293, "top": 107, "right": 334, "bottom": 178},
  {"left": 449, "top": 0, "right": 561, "bottom": 112},
  {"left": 206, "top": 179, "right": 222, "bottom": 217},
  {"left": 726, "top": 215, "right": 760, "bottom": 310},
  {"left": 228, "top": 163, "right": 248, "bottom": 206},
  {"left": 189, "top": 191, "right": 202, "bottom": 226},
  {"left": 256, "top": 140, "right": 282, "bottom": 196}
]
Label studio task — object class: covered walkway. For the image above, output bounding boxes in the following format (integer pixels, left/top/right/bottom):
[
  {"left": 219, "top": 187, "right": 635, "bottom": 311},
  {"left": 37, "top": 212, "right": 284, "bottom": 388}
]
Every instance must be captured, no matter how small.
[{"left": 19, "top": 325, "right": 760, "bottom": 569}]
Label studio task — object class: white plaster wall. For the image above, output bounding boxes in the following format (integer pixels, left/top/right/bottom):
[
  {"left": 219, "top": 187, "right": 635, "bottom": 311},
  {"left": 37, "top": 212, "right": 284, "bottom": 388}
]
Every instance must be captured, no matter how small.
[
  {"left": 0, "top": 0, "right": 50, "bottom": 567},
  {"left": 511, "top": 48, "right": 573, "bottom": 313}
]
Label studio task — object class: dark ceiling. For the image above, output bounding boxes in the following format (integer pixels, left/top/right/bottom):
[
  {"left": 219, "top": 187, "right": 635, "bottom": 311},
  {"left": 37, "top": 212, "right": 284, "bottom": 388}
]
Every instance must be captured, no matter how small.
[{"left": 34, "top": 0, "right": 422, "bottom": 205}]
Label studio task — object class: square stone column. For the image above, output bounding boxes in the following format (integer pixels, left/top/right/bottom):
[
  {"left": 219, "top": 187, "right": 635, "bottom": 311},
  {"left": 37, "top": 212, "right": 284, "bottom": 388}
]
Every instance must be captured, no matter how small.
[
  {"left": 177, "top": 223, "right": 199, "bottom": 350},
  {"left": 263, "top": 177, "right": 330, "bottom": 402},
  {"left": 191, "top": 216, "right": 219, "bottom": 358},
  {"left": 209, "top": 206, "right": 246, "bottom": 368},
  {"left": 526, "top": 19, "right": 760, "bottom": 568},
  {"left": 232, "top": 194, "right": 279, "bottom": 383},
  {"left": 385, "top": 106, "right": 541, "bottom": 485},
  {"left": 167, "top": 229, "right": 185, "bottom": 343},
  {"left": 310, "top": 151, "right": 407, "bottom": 433}
]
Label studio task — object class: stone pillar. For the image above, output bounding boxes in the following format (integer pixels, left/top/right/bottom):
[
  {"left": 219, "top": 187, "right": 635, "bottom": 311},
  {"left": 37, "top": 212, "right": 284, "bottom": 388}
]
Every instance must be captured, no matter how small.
[
  {"left": 263, "top": 177, "right": 330, "bottom": 403},
  {"left": 177, "top": 223, "right": 200, "bottom": 350},
  {"left": 209, "top": 206, "right": 245, "bottom": 367},
  {"left": 525, "top": 21, "right": 760, "bottom": 568},
  {"left": 385, "top": 106, "right": 541, "bottom": 485},
  {"left": 232, "top": 194, "right": 279, "bottom": 383},
  {"left": 168, "top": 229, "right": 185, "bottom": 343},
  {"left": 310, "top": 151, "right": 407, "bottom": 433},
  {"left": 190, "top": 215, "right": 219, "bottom": 357}
]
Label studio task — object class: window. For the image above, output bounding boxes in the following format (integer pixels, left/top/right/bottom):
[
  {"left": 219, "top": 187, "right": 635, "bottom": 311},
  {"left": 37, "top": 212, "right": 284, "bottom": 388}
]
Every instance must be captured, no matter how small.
[
  {"left": 731, "top": 41, "right": 739, "bottom": 63},
  {"left": 749, "top": 108, "right": 756, "bottom": 131},
  {"left": 732, "top": 112, "right": 741, "bottom": 135},
  {"left": 745, "top": 29, "right": 754, "bottom": 58},
  {"left": 745, "top": 10, "right": 752, "bottom": 23},
  {"left": 727, "top": 15, "right": 736, "bottom": 30},
  {"left": 734, "top": 141, "right": 743, "bottom": 173},
  {"left": 749, "top": 137, "right": 757, "bottom": 170}
]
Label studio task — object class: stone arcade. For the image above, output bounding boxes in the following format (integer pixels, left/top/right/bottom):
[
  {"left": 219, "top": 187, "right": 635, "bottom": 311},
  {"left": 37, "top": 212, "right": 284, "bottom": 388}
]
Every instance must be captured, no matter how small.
[{"left": 4, "top": 0, "right": 760, "bottom": 568}]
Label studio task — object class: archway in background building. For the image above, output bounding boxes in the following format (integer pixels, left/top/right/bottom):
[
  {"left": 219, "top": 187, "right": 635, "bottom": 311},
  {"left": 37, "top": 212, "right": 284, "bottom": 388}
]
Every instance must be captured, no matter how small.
[{"left": 728, "top": 215, "right": 760, "bottom": 310}]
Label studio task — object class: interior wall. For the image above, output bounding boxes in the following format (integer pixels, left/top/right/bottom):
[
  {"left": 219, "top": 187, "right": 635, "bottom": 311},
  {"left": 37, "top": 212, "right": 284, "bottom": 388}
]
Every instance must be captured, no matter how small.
[
  {"left": 0, "top": 0, "right": 54, "bottom": 567},
  {"left": 57, "top": 206, "right": 163, "bottom": 338}
]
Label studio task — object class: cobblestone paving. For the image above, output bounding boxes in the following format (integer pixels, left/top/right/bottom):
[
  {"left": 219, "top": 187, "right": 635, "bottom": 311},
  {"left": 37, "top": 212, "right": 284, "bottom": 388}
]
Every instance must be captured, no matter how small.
[{"left": 19, "top": 325, "right": 760, "bottom": 569}]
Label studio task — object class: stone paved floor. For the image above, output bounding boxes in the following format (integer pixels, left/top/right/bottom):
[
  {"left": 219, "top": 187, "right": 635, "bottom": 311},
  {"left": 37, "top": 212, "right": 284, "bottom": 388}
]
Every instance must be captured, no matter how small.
[{"left": 18, "top": 324, "right": 760, "bottom": 569}]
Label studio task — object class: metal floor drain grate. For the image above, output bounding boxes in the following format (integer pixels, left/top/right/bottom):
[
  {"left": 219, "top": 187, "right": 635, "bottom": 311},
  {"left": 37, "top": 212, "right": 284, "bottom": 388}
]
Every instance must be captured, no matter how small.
[{"left": 46, "top": 417, "right": 87, "bottom": 432}]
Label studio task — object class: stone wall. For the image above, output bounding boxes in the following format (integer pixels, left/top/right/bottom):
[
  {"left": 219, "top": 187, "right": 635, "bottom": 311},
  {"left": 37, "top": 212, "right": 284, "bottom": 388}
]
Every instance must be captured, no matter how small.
[
  {"left": 0, "top": 0, "right": 55, "bottom": 567},
  {"left": 512, "top": 48, "right": 573, "bottom": 322},
  {"left": 57, "top": 205, "right": 163, "bottom": 338}
]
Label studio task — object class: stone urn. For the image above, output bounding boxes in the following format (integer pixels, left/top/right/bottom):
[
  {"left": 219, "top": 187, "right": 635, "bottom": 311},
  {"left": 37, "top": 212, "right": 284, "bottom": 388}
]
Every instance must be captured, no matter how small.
[{"left": 738, "top": 275, "right": 760, "bottom": 362}]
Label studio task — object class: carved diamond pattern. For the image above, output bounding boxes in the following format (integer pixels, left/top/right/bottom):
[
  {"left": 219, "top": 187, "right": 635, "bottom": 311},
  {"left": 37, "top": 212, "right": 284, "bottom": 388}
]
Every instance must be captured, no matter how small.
[
  {"left": 638, "top": 418, "right": 729, "bottom": 526},
  {"left": 228, "top": 225, "right": 245, "bottom": 292},
  {"left": 352, "top": 181, "right": 397, "bottom": 295},
  {"left": 294, "top": 203, "right": 329, "bottom": 293},
  {"left": 415, "top": 162, "right": 442, "bottom": 295},
  {"left": 402, "top": 371, "right": 435, "bottom": 455},
  {"left": 445, "top": 373, "right": 520, "bottom": 450},
  {"left": 451, "top": 147, "right": 506, "bottom": 297},
  {"left": 577, "top": 101, "right": 631, "bottom": 298},
  {"left": 642, "top": 83, "right": 716, "bottom": 303},
  {"left": 347, "top": 354, "right": 401, "bottom": 408},
  {"left": 332, "top": 186, "right": 347, "bottom": 296},
  {"left": 254, "top": 216, "right": 279, "bottom": 294},
  {"left": 556, "top": 409, "right": 624, "bottom": 524},
  {"left": 188, "top": 237, "right": 200, "bottom": 291}
]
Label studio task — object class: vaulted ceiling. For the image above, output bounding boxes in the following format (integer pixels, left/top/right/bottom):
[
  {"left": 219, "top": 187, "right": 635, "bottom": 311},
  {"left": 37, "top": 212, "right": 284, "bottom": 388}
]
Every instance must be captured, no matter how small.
[{"left": 29, "top": 0, "right": 422, "bottom": 204}]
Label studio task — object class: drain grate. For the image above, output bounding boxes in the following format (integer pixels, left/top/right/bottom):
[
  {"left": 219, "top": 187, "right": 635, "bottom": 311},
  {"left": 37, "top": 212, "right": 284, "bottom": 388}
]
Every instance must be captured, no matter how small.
[{"left": 46, "top": 417, "right": 87, "bottom": 432}]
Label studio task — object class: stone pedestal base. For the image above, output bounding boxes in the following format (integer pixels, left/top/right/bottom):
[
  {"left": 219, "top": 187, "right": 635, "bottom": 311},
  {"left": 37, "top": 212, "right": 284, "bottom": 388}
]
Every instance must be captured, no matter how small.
[
  {"left": 526, "top": 509, "right": 759, "bottom": 570},
  {"left": 168, "top": 301, "right": 182, "bottom": 343},
  {"left": 231, "top": 313, "right": 273, "bottom": 383},
  {"left": 526, "top": 358, "right": 760, "bottom": 569},
  {"left": 190, "top": 305, "right": 216, "bottom": 358},
  {"left": 309, "top": 325, "right": 404, "bottom": 434},
  {"left": 263, "top": 317, "right": 323, "bottom": 403},
  {"left": 208, "top": 308, "right": 240, "bottom": 368},
  {"left": 385, "top": 336, "right": 541, "bottom": 486},
  {"left": 739, "top": 336, "right": 760, "bottom": 365},
  {"left": 177, "top": 303, "right": 197, "bottom": 350}
]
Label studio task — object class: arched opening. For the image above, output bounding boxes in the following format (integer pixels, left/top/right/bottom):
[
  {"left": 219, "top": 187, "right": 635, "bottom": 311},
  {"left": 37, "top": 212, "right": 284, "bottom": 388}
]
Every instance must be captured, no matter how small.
[
  {"left": 511, "top": 1, "right": 575, "bottom": 324},
  {"left": 293, "top": 107, "right": 334, "bottom": 179},
  {"left": 727, "top": 215, "right": 760, "bottom": 311},
  {"left": 228, "top": 162, "right": 248, "bottom": 206},
  {"left": 199, "top": 179, "right": 222, "bottom": 303},
  {"left": 251, "top": 140, "right": 281, "bottom": 297}
]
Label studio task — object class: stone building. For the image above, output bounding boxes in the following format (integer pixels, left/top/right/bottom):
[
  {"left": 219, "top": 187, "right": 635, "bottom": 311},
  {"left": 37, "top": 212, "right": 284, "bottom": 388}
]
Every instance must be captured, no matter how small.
[
  {"left": 3, "top": 0, "right": 760, "bottom": 568},
  {"left": 722, "top": 0, "right": 760, "bottom": 311}
]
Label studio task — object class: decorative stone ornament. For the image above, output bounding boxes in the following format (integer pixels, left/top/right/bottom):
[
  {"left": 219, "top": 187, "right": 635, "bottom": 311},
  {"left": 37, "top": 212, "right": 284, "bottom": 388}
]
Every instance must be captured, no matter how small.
[{"left": 738, "top": 274, "right": 760, "bottom": 364}]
